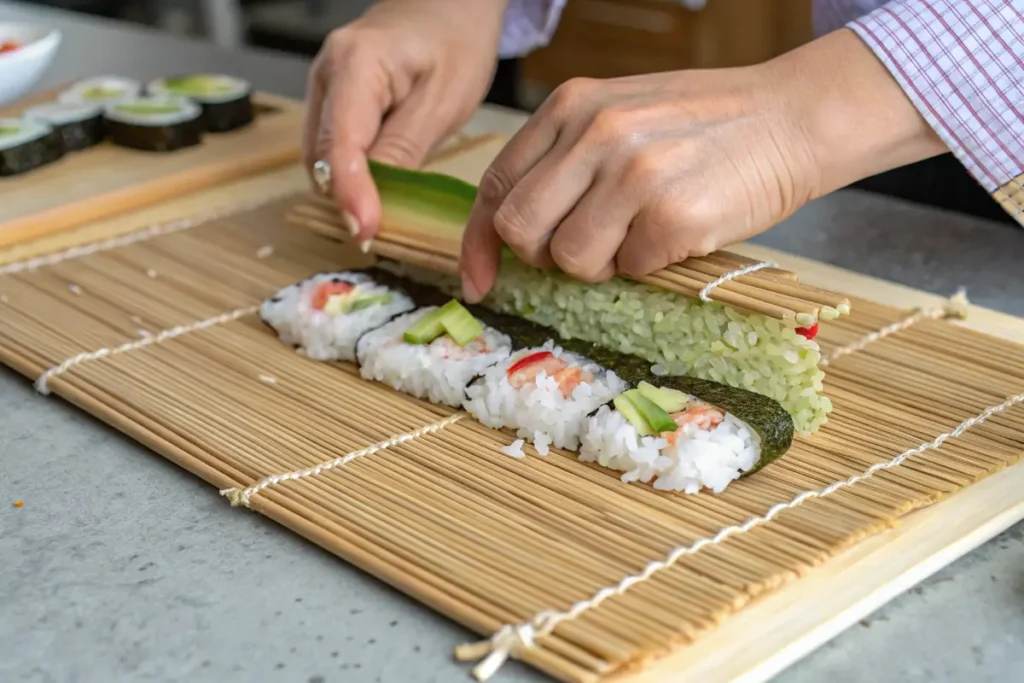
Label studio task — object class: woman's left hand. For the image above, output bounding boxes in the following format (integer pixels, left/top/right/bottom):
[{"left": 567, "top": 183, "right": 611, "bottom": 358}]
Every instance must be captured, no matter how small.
[{"left": 458, "top": 29, "right": 947, "bottom": 302}]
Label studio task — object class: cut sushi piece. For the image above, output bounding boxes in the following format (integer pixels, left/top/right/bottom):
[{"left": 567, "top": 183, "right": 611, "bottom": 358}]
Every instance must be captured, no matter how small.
[
  {"left": 356, "top": 302, "right": 512, "bottom": 407},
  {"left": 58, "top": 76, "right": 141, "bottom": 106},
  {"left": 464, "top": 341, "right": 629, "bottom": 453},
  {"left": 580, "top": 375, "right": 794, "bottom": 494},
  {"left": 0, "top": 118, "right": 65, "bottom": 177},
  {"left": 147, "top": 74, "right": 254, "bottom": 132},
  {"left": 103, "top": 95, "right": 204, "bottom": 152},
  {"left": 260, "top": 271, "right": 416, "bottom": 362},
  {"left": 23, "top": 102, "right": 106, "bottom": 151}
]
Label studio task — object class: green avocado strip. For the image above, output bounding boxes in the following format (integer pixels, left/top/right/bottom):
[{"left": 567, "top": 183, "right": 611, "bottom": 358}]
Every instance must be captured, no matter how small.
[{"left": 369, "top": 159, "right": 477, "bottom": 223}]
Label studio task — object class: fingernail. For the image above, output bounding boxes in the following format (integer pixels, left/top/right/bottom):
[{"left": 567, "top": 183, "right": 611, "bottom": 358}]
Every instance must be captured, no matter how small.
[
  {"left": 341, "top": 210, "right": 359, "bottom": 238},
  {"left": 461, "top": 272, "right": 481, "bottom": 303},
  {"left": 359, "top": 239, "right": 374, "bottom": 254}
]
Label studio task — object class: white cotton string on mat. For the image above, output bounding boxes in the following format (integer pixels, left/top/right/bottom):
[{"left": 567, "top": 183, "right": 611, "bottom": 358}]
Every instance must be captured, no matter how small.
[
  {"left": 822, "top": 288, "right": 970, "bottom": 367},
  {"left": 0, "top": 189, "right": 296, "bottom": 277},
  {"left": 697, "top": 260, "right": 779, "bottom": 303},
  {"left": 454, "top": 389, "right": 1024, "bottom": 682},
  {"left": 34, "top": 305, "right": 259, "bottom": 395},
  {"left": 219, "top": 413, "right": 465, "bottom": 508}
]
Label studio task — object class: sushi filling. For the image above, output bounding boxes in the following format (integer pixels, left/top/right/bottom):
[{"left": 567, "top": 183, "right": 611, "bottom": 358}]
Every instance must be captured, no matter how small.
[
  {"left": 59, "top": 76, "right": 142, "bottom": 106},
  {"left": 464, "top": 342, "right": 629, "bottom": 453},
  {"left": 579, "top": 382, "right": 762, "bottom": 493},
  {"left": 260, "top": 272, "right": 415, "bottom": 362},
  {"left": 356, "top": 302, "right": 512, "bottom": 407}
]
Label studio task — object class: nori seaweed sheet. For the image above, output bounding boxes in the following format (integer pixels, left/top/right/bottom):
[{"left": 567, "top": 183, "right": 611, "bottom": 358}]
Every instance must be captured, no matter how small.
[
  {"left": 106, "top": 117, "right": 203, "bottom": 152},
  {"left": 200, "top": 96, "right": 254, "bottom": 133},
  {"left": 55, "top": 115, "right": 106, "bottom": 152},
  {"left": 0, "top": 128, "right": 65, "bottom": 177}
]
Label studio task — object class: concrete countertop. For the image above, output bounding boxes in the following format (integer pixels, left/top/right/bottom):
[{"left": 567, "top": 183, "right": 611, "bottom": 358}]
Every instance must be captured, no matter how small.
[{"left": 1, "top": 2, "right": 1021, "bottom": 682}]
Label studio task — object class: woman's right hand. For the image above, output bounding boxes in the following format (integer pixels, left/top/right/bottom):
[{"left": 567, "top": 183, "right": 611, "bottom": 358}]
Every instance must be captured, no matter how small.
[{"left": 303, "top": 0, "right": 508, "bottom": 246}]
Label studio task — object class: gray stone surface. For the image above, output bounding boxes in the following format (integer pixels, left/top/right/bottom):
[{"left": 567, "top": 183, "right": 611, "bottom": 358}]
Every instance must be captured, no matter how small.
[{"left": 0, "top": 2, "right": 1022, "bottom": 682}]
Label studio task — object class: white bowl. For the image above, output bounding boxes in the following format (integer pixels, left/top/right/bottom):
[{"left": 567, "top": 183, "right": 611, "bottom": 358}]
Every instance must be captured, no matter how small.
[{"left": 0, "top": 23, "right": 63, "bottom": 108}]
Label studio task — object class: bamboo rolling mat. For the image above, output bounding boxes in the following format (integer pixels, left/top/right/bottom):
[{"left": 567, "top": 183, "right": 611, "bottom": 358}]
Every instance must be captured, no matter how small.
[{"left": 1, "top": 195, "right": 1023, "bottom": 683}]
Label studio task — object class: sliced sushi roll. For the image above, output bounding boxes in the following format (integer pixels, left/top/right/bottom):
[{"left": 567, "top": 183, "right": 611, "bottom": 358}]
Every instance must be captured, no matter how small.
[
  {"left": 260, "top": 271, "right": 416, "bottom": 362},
  {"left": 0, "top": 118, "right": 65, "bottom": 177},
  {"left": 356, "top": 299, "right": 512, "bottom": 407},
  {"left": 23, "top": 102, "right": 106, "bottom": 152},
  {"left": 58, "top": 76, "right": 141, "bottom": 107},
  {"left": 147, "top": 74, "right": 254, "bottom": 133},
  {"left": 464, "top": 342, "right": 629, "bottom": 453},
  {"left": 103, "top": 95, "right": 204, "bottom": 152},
  {"left": 580, "top": 377, "right": 794, "bottom": 494}
]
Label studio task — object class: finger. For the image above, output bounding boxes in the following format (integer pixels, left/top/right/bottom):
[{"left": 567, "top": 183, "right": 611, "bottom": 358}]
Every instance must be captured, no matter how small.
[
  {"left": 317, "top": 61, "right": 392, "bottom": 243},
  {"left": 614, "top": 204, "right": 682, "bottom": 277},
  {"left": 369, "top": 83, "right": 452, "bottom": 168},
  {"left": 459, "top": 109, "right": 563, "bottom": 303},
  {"left": 301, "top": 52, "right": 328, "bottom": 173},
  {"left": 492, "top": 138, "right": 599, "bottom": 268},
  {"left": 548, "top": 172, "right": 637, "bottom": 283}
]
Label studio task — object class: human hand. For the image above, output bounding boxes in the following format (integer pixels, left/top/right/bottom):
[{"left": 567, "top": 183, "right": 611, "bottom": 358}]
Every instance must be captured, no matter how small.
[
  {"left": 303, "top": 0, "right": 508, "bottom": 245},
  {"left": 459, "top": 29, "right": 947, "bottom": 302}
]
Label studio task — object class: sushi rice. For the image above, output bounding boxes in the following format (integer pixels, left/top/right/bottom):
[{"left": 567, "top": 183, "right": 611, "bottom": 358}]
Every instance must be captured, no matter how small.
[
  {"left": 464, "top": 341, "right": 629, "bottom": 452},
  {"left": 260, "top": 272, "right": 415, "bottom": 362},
  {"left": 580, "top": 399, "right": 762, "bottom": 493},
  {"left": 356, "top": 307, "right": 512, "bottom": 407}
]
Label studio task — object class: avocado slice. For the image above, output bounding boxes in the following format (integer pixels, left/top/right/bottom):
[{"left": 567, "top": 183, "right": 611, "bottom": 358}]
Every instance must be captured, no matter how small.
[
  {"left": 623, "top": 389, "right": 677, "bottom": 433},
  {"left": 369, "top": 160, "right": 477, "bottom": 257},
  {"left": 613, "top": 394, "right": 653, "bottom": 437},
  {"left": 403, "top": 307, "right": 448, "bottom": 344},
  {"left": 437, "top": 299, "right": 483, "bottom": 346},
  {"left": 637, "top": 381, "right": 689, "bottom": 414},
  {"left": 349, "top": 293, "right": 393, "bottom": 312}
]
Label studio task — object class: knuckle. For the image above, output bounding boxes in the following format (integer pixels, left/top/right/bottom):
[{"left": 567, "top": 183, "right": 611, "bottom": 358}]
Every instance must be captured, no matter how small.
[
  {"left": 477, "top": 166, "right": 516, "bottom": 204},
  {"left": 492, "top": 200, "right": 533, "bottom": 248},
  {"left": 623, "top": 151, "right": 662, "bottom": 184},
  {"left": 552, "top": 246, "right": 601, "bottom": 283},
  {"left": 588, "top": 108, "right": 629, "bottom": 142},
  {"left": 548, "top": 77, "right": 594, "bottom": 117}
]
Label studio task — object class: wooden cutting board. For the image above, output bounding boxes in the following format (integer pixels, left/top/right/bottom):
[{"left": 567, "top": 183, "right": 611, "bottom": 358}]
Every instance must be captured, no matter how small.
[{"left": 0, "top": 87, "right": 304, "bottom": 249}]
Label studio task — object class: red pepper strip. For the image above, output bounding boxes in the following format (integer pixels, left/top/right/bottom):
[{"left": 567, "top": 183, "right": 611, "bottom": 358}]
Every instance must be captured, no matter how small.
[
  {"left": 310, "top": 280, "right": 354, "bottom": 310},
  {"left": 796, "top": 323, "right": 819, "bottom": 340},
  {"left": 506, "top": 351, "right": 553, "bottom": 376},
  {"left": 0, "top": 41, "right": 20, "bottom": 53}
]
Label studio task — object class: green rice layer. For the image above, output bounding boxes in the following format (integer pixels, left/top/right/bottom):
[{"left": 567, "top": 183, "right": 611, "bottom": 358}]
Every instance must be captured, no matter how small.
[{"left": 385, "top": 258, "right": 831, "bottom": 435}]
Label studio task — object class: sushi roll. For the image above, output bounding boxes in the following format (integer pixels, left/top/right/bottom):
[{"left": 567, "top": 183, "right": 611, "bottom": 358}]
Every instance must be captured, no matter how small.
[
  {"left": 23, "top": 102, "right": 106, "bottom": 152},
  {"left": 147, "top": 74, "right": 254, "bottom": 133},
  {"left": 102, "top": 95, "right": 204, "bottom": 152},
  {"left": 464, "top": 343, "right": 629, "bottom": 453},
  {"left": 0, "top": 117, "right": 65, "bottom": 177},
  {"left": 580, "top": 377, "right": 794, "bottom": 494},
  {"left": 356, "top": 299, "right": 512, "bottom": 407},
  {"left": 260, "top": 271, "right": 417, "bottom": 362},
  {"left": 58, "top": 76, "right": 141, "bottom": 107}
]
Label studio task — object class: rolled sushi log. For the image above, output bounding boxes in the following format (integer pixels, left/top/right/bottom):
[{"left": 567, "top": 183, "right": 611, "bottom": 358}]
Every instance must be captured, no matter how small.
[
  {"left": 260, "top": 271, "right": 418, "bottom": 361},
  {"left": 356, "top": 300, "right": 513, "bottom": 407},
  {"left": 580, "top": 375, "right": 794, "bottom": 494},
  {"left": 0, "top": 118, "right": 65, "bottom": 177},
  {"left": 147, "top": 74, "right": 254, "bottom": 133},
  {"left": 23, "top": 102, "right": 106, "bottom": 152},
  {"left": 103, "top": 95, "right": 204, "bottom": 152}
]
